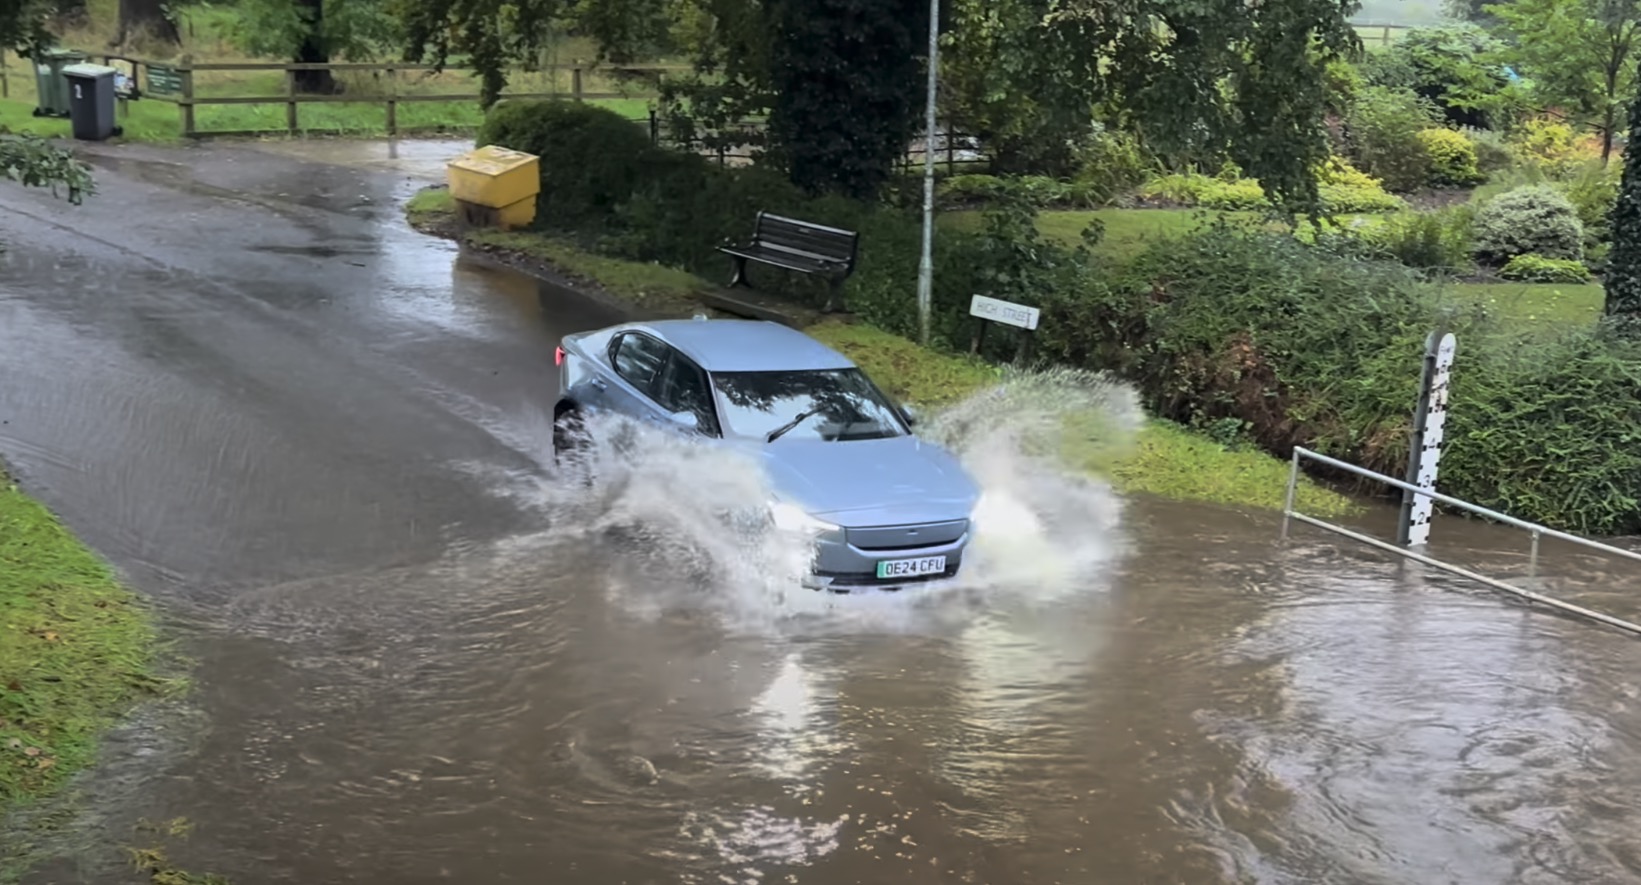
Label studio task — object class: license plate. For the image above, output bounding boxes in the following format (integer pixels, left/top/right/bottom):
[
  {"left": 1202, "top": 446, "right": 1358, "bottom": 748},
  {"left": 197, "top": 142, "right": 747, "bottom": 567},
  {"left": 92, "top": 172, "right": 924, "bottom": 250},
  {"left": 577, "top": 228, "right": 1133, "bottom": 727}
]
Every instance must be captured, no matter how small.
[{"left": 875, "top": 556, "right": 946, "bottom": 579}]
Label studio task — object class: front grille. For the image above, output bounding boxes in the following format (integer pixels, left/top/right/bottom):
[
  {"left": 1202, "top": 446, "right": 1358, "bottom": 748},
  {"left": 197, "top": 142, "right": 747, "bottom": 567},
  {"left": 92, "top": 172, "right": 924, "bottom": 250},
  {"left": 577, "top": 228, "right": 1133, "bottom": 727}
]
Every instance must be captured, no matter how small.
[{"left": 846, "top": 519, "right": 968, "bottom": 551}]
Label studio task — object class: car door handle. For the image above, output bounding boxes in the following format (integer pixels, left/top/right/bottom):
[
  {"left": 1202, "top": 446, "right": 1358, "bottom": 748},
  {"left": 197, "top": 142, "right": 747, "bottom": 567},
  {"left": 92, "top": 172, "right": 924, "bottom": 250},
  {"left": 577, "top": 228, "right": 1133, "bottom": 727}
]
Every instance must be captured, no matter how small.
[{"left": 591, "top": 378, "right": 608, "bottom": 390}]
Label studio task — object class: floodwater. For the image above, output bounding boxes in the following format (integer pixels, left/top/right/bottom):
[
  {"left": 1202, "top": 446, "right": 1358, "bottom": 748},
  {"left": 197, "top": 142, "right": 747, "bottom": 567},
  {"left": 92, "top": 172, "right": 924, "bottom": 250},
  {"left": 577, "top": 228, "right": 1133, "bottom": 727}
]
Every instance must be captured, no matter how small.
[{"left": 2, "top": 140, "right": 1640, "bottom": 885}]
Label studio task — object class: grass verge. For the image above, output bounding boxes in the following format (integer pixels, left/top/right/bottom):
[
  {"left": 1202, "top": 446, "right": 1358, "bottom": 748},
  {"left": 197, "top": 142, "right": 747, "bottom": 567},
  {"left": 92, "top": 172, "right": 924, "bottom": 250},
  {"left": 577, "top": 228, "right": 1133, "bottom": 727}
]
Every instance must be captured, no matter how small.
[
  {"left": 406, "top": 186, "right": 1358, "bottom": 516},
  {"left": 0, "top": 469, "right": 168, "bottom": 815}
]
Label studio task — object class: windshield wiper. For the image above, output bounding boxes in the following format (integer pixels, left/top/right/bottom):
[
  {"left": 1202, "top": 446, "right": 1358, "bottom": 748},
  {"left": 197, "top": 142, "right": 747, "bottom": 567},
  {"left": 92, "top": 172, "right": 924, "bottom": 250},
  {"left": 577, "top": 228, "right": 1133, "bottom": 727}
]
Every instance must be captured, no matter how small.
[{"left": 766, "top": 408, "right": 819, "bottom": 443}]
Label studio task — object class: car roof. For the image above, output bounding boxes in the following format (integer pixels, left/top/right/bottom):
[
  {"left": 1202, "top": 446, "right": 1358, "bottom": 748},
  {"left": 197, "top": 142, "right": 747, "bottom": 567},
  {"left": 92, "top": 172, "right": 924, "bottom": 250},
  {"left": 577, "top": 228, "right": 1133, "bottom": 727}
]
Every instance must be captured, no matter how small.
[{"left": 634, "top": 319, "right": 858, "bottom": 373}]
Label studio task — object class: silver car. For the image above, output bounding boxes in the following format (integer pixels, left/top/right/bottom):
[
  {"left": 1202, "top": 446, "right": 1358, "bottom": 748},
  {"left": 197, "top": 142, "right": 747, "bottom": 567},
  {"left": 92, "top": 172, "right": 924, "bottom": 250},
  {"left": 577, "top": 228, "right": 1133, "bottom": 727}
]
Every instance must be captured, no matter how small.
[{"left": 551, "top": 317, "right": 982, "bottom": 592}]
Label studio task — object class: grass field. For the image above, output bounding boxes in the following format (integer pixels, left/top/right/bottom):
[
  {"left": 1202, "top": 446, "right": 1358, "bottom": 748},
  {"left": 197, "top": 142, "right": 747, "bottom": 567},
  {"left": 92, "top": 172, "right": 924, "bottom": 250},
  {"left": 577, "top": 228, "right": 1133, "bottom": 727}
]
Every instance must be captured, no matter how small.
[{"left": 0, "top": 470, "right": 167, "bottom": 819}]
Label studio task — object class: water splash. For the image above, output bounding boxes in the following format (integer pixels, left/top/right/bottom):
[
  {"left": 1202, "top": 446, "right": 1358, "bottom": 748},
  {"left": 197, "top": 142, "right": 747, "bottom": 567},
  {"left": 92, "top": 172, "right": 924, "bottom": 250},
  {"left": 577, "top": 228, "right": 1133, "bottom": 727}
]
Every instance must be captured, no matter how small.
[{"left": 511, "top": 366, "right": 1145, "bottom": 633}]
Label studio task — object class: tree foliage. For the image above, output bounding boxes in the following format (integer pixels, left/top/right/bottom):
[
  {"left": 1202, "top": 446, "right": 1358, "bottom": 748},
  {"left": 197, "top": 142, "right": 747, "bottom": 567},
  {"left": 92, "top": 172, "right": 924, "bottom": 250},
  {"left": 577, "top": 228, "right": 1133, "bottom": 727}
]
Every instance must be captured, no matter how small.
[
  {"left": 1358, "top": 24, "right": 1518, "bottom": 129},
  {"left": 1484, "top": 0, "right": 1641, "bottom": 163},
  {"left": 399, "top": 0, "right": 1360, "bottom": 209},
  {"left": 0, "top": 135, "right": 93, "bottom": 205},
  {"left": 1604, "top": 65, "right": 1641, "bottom": 327},
  {"left": 0, "top": 0, "right": 56, "bottom": 57}
]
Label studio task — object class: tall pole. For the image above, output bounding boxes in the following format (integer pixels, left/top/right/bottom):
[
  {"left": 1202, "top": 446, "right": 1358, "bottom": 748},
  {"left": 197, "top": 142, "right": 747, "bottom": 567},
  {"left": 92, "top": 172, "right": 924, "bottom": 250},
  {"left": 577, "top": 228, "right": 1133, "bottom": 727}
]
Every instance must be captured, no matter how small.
[{"left": 916, "top": 0, "right": 940, "bottom": 346}]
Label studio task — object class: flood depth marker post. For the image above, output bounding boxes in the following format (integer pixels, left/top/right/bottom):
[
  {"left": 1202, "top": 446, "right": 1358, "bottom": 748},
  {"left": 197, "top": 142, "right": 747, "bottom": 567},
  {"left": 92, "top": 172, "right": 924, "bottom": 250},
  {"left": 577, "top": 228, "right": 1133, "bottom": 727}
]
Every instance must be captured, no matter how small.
[{"left": 1397, "top": 329, "right": 1456, "bottom": 547}]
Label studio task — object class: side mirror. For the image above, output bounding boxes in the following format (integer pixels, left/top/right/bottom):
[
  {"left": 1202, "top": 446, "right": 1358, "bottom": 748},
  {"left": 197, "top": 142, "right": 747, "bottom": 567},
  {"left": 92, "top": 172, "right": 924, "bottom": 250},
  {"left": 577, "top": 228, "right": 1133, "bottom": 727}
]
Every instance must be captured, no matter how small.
[{"left": 666, "top": 409, "right": 701, "bottom": 432}]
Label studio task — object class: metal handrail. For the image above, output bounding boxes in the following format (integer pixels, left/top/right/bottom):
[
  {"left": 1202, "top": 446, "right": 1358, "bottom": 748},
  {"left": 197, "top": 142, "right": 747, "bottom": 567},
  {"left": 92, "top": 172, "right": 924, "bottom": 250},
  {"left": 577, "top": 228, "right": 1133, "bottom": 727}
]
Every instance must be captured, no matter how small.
[
  {"left": 1281, "top": 446, "right": 1641, "bottom": 638},
  {"left": 1284, "top": 446, "right": 1641, "bottom": 569}
]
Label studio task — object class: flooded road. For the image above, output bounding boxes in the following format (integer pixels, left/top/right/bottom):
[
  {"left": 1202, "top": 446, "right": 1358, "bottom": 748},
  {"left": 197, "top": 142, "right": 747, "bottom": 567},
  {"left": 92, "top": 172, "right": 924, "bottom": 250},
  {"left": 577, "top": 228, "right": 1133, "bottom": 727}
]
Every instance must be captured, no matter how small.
[{"left": 3, "top": 140, "right": 1640, "bottom": 884}]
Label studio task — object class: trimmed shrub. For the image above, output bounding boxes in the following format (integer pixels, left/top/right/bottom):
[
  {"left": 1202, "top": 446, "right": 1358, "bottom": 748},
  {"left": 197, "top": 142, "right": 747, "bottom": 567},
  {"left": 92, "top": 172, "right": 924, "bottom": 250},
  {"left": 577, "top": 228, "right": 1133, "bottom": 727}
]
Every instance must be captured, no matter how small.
[
  {"left": 1417, "top": 128, "right": 1485, "bottom": 187},
  {"left": 1499, "top": 254, "right": 1591, "bottom": 283},
  {"left": 1472, "top": 185, "right": 1584, "bottom": 265},
  {"left": 1316, "top": 157, "right": 1407, "bottom": 213},
  {"left": 1139, "top": 160, "right": 1402, "bottom": 214},
  {"left": 475, "top": 100, "right": 661, "bottom": 229},
  {"left": 1344, "top": 86, "right": 1443, "bottom": 192}
]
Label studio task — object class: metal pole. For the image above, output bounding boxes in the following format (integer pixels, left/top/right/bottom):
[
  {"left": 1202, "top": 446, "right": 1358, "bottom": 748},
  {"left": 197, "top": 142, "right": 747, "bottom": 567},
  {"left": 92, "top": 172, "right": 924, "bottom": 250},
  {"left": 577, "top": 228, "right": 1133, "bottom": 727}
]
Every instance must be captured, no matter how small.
[
  {"left": 1529, "top": 529, "right": 1541, "bottom": 579},
  {"left": 915, "top": 0, "right": 940, "bottom": 346},
  {"left": 1281, "top": 447, "right": 1301, "bottom": 540}
]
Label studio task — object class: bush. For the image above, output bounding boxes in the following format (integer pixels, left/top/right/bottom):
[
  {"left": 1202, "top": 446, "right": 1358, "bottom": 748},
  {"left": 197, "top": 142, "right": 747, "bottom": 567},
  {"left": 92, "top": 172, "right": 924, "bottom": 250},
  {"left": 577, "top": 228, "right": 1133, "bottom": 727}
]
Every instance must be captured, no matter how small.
[
  {"left": 1417, "top": 128, "right": 1485, "bottom": 187},
  {"left": 1441, "top": 330, "right": 1641, "bottom": 535},
  {"left": 1116, "top": 223, "right": 1640, "bottom": 534},
  {"left": 1139, "top": 160, "right": 1402, "bottom": 214},
  {"left": 1344, "top": 85, "right": 1443, "bottom": 192},
  {"left": 1071, "top": 125, "right": 1158, "bottom": 205},
  {"left": 475, "top": 100, "right": 661, "bottom": 229},
  {"left": 1472, "top": 185, "right": 1585, "bottom": 265},
  {"left": 1358, "top": 24, "right": 1515, "bottom": 130},
  {"left": 1499, "top": 253, "right": 1591, "bottom": 283},
  {"left": 1508, "top": 118, "right": 1598, "bottom": 180},
  {"left": 937, "top": 174, "right": 1106, "bottom": 210},
  {"left": 1460, "top": 126, "right": 1514, "bottom": 174},
  {"left": 1316, "top": 157, "right": 1407, "bottom": 213},
  {"left": 1561, "top": 161, "right": 1621, "bottom": 246},
  {"left": 1356, "top": 206, "right": 1477, "bottom": 273}
]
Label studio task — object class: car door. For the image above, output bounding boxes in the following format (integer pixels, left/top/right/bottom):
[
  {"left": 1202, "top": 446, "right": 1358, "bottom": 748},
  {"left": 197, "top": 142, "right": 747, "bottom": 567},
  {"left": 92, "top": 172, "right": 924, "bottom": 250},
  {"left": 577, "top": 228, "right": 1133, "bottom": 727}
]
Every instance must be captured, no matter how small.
[
  {"left": 605, "top": 331, "right": 671, "bottom": 422},
  {"left": 653, "top": 349, "right": 721, "bottom": 438}
]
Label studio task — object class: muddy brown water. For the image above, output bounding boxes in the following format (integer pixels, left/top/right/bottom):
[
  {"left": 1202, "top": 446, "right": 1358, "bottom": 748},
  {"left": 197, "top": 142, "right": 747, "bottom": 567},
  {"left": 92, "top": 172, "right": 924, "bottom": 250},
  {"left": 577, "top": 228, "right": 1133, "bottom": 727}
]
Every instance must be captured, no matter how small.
[{"left": 2, "top": 141, "right": 1640, "bottom": 884}]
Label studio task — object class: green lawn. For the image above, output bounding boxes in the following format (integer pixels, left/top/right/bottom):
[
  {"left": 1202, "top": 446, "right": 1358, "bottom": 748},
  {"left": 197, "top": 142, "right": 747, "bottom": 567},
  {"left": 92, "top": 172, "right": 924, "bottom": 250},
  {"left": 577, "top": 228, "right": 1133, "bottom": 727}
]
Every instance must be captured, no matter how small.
[
  {"left": 1441, "top": 280, "right": 1607, "bottom": 329},
  {"left": 0, "top": 471, "right": 168, "bottom": 822},
  {"left": 0, "top": 48, "right": 656, "bottom": 141}
]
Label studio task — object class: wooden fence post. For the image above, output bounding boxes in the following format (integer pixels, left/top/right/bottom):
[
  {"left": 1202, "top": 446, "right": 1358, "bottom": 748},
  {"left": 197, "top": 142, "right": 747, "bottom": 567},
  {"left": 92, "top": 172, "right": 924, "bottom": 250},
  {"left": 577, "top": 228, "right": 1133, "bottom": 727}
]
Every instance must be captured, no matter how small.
[
  {"left": 572, "top": 63, "right": 583, "bottom": 101},
  {"left": 385, "top": 67, "right": 397, "bottom": 136},
  {"left": 180, "top": 55, "right": 196, "bottom": 137},
  {"left": 1, "top": 49, "right": 8, "bottom": 99},
  {"left": 285, "top": 67, "right": 298, "bottom": 134}
]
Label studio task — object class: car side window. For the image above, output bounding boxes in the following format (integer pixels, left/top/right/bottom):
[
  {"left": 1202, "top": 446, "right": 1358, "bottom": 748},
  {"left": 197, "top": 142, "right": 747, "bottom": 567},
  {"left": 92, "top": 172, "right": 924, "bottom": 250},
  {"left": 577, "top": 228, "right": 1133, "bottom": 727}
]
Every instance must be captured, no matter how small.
[
  {"left": 655, "top": 351, "right": 719, "bottom": 435},
  {"left": 610, "top": 333, "right": 668, "bottom": 394}
]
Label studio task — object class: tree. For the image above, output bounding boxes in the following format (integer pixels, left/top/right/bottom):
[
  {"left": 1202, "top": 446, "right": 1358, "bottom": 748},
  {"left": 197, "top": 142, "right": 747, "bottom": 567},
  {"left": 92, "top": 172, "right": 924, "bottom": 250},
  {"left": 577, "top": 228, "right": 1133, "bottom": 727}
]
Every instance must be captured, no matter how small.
[
  {"left": 116, "top": 0, "right": 181, "bottom": 46},
  {"left": 1485, "top": 0, "right": 1641, "bottom": 164},
  {"left": 400, "top": 0, "right": 1362, "bottom": 213},
  {"left": 1, "top": 0, "right": 56, "bottom": 57},
  {"left": 237, "top": 0, "right": 401, "bottom": 93},
  {"left": 1603, "top": 59, "right": 1641, "bottom": 327}
]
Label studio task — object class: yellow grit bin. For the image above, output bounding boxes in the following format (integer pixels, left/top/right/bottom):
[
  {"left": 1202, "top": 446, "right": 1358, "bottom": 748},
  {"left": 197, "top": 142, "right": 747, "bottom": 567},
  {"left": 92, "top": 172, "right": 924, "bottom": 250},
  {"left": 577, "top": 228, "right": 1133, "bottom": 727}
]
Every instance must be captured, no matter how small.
[{"left": 445, "top": 145, "right": 541, "bottom": 230}]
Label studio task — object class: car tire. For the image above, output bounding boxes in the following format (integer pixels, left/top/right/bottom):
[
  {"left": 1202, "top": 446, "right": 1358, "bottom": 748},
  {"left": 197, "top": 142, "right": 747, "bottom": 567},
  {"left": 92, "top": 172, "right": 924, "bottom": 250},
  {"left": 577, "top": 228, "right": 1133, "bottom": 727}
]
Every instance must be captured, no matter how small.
[{"left": 553, "top": 406, "right": 591, "bottom": 471}]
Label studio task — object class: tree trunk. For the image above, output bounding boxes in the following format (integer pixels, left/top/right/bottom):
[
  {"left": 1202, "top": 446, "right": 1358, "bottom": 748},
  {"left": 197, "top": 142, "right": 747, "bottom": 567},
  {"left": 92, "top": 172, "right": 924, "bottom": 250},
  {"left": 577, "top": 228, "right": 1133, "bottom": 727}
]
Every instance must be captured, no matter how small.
[
  {"left": 1602, "top": 60, "right": 1641, "bottom": 331},
  {"left": 1603, "top": 107, "right": 1616, "bottom": 166},
  {"left": 292, "top": 0, "right": 339, "bottom": 95},
  {"left": 115, "top": 0, "right": 179, "bottom": 46}
]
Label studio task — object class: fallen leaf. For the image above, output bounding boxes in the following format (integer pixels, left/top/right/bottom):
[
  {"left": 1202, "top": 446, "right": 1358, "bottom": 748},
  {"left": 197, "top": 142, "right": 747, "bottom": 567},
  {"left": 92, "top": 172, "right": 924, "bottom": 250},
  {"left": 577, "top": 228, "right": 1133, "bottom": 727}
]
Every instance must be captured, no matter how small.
[
  {"left": 41, "top": 631, "right": 59, "bottom": 642},
  {"left": 5, "top": 738, "right": 19, "bottom": 750},
  {"left": 6, "top": 680, "right": 20, "bottom": 692},
  {"left": 23, "top": 746, "right": 41, "bottom": 757},
  {"left": 36, "top": 757, "right": 55, "bottom": 769}
]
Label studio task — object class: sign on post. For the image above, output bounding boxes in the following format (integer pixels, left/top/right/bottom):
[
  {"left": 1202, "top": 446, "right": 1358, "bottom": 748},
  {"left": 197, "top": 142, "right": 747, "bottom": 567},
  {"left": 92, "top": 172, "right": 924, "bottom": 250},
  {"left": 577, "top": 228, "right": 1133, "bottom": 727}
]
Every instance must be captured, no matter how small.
[
  {"left": 1400, "top": 331, "right": 1456, "bottom": 547},
  {"left": 969, "top": 294, "right": 1040, "bottom": 330},
  {"left": 146, "top": 63, "right": 182, "bottom": 97}
]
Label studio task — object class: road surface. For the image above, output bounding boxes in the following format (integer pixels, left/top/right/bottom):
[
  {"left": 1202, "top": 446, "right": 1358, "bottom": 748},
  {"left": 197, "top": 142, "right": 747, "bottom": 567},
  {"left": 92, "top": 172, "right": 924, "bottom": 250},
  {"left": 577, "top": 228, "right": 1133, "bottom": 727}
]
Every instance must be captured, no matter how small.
[{"left": 2, "top": 139, "right": 1639, "bottom": 885}]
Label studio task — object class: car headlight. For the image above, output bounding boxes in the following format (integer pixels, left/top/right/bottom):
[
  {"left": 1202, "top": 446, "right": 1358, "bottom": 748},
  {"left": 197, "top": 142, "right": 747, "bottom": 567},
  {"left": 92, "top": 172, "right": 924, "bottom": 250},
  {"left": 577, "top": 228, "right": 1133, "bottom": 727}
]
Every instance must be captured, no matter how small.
[{"left": 769, "top": 499, "right": 839, "bottom": 535}]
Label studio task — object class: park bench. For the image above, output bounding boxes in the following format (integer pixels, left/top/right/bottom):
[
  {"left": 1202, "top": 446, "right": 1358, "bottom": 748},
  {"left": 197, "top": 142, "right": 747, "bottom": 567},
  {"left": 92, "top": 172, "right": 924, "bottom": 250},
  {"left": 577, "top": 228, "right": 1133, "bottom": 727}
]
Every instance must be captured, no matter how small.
[{"left": 719, "top": 211, "right": 860, "bottom": 313}]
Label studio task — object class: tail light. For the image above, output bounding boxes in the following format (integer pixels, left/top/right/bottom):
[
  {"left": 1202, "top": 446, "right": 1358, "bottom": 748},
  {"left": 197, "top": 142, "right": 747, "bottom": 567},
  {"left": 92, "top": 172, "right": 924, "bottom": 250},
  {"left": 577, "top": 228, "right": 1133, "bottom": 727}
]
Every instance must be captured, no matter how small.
[{"left": 554, "top": 346, "right": 565, "bottom": 367}]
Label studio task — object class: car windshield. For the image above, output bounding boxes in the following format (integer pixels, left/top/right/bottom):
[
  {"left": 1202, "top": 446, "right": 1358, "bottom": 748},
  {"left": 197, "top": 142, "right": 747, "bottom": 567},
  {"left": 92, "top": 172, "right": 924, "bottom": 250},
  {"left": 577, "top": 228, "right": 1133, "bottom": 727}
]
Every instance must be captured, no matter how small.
[{"left": 710, "top": 368, "right": 907, "bottom": 442}]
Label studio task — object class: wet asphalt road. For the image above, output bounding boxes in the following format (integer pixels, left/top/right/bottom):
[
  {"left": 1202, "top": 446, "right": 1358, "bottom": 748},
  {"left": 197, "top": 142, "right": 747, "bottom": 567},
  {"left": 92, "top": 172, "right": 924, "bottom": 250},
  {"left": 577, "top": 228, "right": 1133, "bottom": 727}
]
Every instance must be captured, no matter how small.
[{"left": 3, "top": 139, "right": 1641, "bottom": 885}]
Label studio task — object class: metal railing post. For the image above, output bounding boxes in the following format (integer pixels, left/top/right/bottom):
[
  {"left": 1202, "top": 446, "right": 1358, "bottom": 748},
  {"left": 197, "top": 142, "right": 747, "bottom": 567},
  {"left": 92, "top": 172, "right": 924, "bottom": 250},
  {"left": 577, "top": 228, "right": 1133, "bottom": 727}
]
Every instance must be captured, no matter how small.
[
  {"left": 1529, "top": 529, "right": 1541, "bottom": 579},
  {"left": 1281, "top": 448, "right": 1300, "bottom": 541}
]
